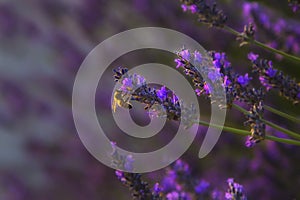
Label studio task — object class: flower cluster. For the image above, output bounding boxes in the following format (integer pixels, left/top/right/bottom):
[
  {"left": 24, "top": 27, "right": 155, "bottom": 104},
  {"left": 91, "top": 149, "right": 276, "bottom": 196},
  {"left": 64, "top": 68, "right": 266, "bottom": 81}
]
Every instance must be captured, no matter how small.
[
  {"left": 175, "top": 49, "right": 266, "bottom": 146},
  {"left": 225, "top": 178, "right": 247, "bottom": 200},
  {"left": 180, "top": 0, "right": 227, "bottom": 27},
  {"left": 113, "top": 1, "right": 300, "bottom": 199},
  {"left": 115, "top": 171, "right": 154, "bottom": 200},
  {"left": 176, "top": 49, "right": 265, "bottom": 106},
  {"left": 244, "top": 102, "right": 266, "bottom": 147},
  {"left": 115, "top": 159, "right": 247, "bottom": 200},
  {"left": 176, "top": 49, "right": 227, "bottom": 108},
  {"left": 110, "top": 142, "right": 134, "bottom": 172},
  {"left": 288, "top": 0, "right": 300, "bottom": 12},
  {"left": 242, "top": 2, "right": 300, "bottom": 56},
  {"left": 112, "top": 142, "right": 158, "bottom": 199},
  {"left": 248, "top": 53, "right": 300, "bottom": 104},
  {"left": 112, "top": 66, "right": 198, "bottom": 129}
]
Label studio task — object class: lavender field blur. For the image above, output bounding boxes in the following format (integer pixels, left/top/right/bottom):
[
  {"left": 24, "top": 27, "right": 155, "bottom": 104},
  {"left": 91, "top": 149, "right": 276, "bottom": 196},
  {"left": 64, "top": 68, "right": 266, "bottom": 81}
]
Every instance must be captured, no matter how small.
[{"left": 1, "top": 0, "right": 300, "bottom": 199}]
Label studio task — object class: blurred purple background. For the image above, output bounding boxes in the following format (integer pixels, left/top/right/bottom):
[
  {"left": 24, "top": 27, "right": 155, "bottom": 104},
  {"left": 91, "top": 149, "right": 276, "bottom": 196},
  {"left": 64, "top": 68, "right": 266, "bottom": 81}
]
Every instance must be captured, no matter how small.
[{"left": 0, "top": 0, "right": 300, "bottom": 199}]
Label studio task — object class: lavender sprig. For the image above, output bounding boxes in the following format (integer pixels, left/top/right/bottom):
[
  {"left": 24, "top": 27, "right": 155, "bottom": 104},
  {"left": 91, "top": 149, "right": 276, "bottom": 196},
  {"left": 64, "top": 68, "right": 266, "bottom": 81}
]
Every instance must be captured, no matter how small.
[
  {"left": 180, "top": 0, "right": 227, "bottom": 27},
  {"left": 115, "top": 171, "right": 156, "bottom": 200},
  {"left": 111, "top": 142, "right": 161, "bottom": 199},
  {"left": 115, "top": 158, "right": 248, "bottom": 200},
  {"left": 180, "top": 0, "right": 300, "bottom": 63},
  {"left": 225, "top": 178, "right": 247, "bottom": 200},
  {"left": 175, "top": 49, "right": 267, "bottom": 146},
  {"left": 112, "top": 62, "right": 300, "bottom": 147},
  {"left": 288, "top": 0, "right": 300, "bottom": 12},
  {"left": 248, "top": 52, "right": 300, "bottom": 104},
  {"left": 243, "top": 2, "right": 300, "bottom": 57}
]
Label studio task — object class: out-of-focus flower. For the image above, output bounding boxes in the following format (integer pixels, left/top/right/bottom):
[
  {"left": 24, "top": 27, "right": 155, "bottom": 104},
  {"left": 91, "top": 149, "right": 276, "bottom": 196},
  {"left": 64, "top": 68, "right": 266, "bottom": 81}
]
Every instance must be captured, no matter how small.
[
  {"left": 180, "top": 0, "right": 228, "bottom": 27},
  {"left": 288, "top": 0, "right": 300, "bottom": 12},
  {"left": 242, "top": 2, "right": 300, "bottom": 56},
  {"left": 194, "top": 180, "right": 210, "bottom": 194}
]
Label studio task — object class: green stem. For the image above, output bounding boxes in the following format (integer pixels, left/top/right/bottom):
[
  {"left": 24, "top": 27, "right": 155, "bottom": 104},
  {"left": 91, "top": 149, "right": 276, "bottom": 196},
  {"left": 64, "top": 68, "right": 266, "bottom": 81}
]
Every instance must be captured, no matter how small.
[
  {"left": 261, "top": 119, "right": 300, "bottom": 139},
  {"left": 223, "top": 25, "right": 300, "bottom": 63},
  {"left": 265, "top": 135, "right": 300, "bottom": 146},
  {"left": 231, "top": 104, "right": 300, "bottom": 140},
  {"left": 231, "top": 103, "right": 249, "bottom": 115},
  {"left": 198, "top": 120, "right": 300, "bottom": 146},
  {"left": 198, "top": 120, "right": 249, "bottom": 136},
  {"left": 264, "top": 105, "right": 300, "bottom": 123}
]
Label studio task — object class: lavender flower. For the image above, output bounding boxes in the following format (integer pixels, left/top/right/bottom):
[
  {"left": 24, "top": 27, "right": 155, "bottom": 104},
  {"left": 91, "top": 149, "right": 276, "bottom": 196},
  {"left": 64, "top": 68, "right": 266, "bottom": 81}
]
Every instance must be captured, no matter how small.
[
  {"left": 237, "top": 74, "right": 252, "bottom": 87},
  {"left": 194, "top": 180, "right": 210, "bottom": 194},
  {"left": 236, "top": 23, "right": 255, "bottom": 46},
  {"left": 115, "top": 156, "right": 249, "bottom": 200},
  {"left": 112, "top": 66, "right": 200, "bottom": 128},
  {"left": 242, "top": 2, "right": 300, "bottom": 56},
  {"left": 113, "top": 66, "right": 129, "bottom": 82},
  {"left": 175, "top": 49, "right": 263, "bottom": 106},
  {"left": 288, "top": 0, "right": 300, "bottom": 12},
  {"left": 156, "top": 86, "right": 168, "bottom": 102},
  {"left": 180, "top": 0, "right": 228, "bottom": 27},
  {"left": 244, "top": 101, "right": 266, "bottom": 147},
  {"left": 110, "top": 141, "right": 135, "bottom": 171},
  {"left": 152, "top": 183, "right": 164, "bottom": 199},
  {"left": 115, "top": 171, "right": 153, "bottom": 199},
  {"left": 249, "top": 53, "right": 300, "bottom": 104},
  {"left": 225, "top": 178, "right": 247, "bottom": 200},
  {"left": 174, "top": 49, "right": 266, "bottom": 146},
  {"left": 166, "top": 191, "right": 191, "bottom": 200}
]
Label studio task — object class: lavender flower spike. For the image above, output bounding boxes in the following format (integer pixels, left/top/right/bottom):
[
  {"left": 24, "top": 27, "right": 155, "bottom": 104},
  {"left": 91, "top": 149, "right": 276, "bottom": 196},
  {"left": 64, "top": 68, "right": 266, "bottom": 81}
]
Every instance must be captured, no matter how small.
[{"left": 225, "top": 178, "right": 247, "bottom": 200}]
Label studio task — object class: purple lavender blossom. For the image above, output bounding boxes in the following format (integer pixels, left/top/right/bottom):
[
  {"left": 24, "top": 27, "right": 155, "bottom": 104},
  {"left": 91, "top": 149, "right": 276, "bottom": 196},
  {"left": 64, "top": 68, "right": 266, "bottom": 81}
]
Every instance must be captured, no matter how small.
[
  {"left": 259, "top": 64, "right": 278, "bottom": 91},
  {"left": 237, "top": 73, "right": 252, "bottom": 87},
  {"left": 288, "top": 0, "right": 300, "bottom": 12},
  {"left": 174, "top": 49, "right": 266, "bottom": 144},
  {"left": 265, "top": 64, "right": 277, "bottom": 78},
  {"left": 115, "top": 172, "right": 153, "bottom": 199},
  {"left": 124, "top": 155, "right": 134, "bottom": 171},
  {"left": 175, "top": 58, "right": 185, "bottom": 68},
  {"left": 162, "top": 170, "right": 179, "bottom": 191},
  {"left": 181, "top": 4, "right": 197, "bottom": 14},
  {"left": 225, "top": 178, "right": 247, "bottom": 200},
  {"left": 179, "top": 49, "right": 192, "bottom": 60},
  {"left": 166, "top": 191, "right": 180, "bottom": 200},
  {"left": 223, "top": 76, "right": 232, "bottom": 87},
  {"left": 120, "top": 78, "right": 133, "bottom": 92},
  {"left": 181, "top": 4, "right": 188, "bottom": 12},
  {"left": 180, "top": 0, "right": 228, "bottom": 27},
  {"left": 208, "top": 71, "right": 220, "bottom": 82},
  {"left": 173, "top": 159, "right": 190, "bottom": 173},
  {"left": 245, "top": 137, "right": 256, "bottom": 148},
  {"left": 212, "top": 52, "right": 231, "bottom": 69},
  {"left": 115, "top": 170, "right": 126, "bottom": 183},
  {"left": 247, "top": 52, "right": 259, "bottom": 62},
  {"left": 249, "top": 54, "right": 300, "bottom": 103},
  {"left": 156, "top": 86, "right": 168, "bottom": 102},
  {"left": 194, "top": 180, "right": 210, "bottom": 194},
  {"left": 152, "top": 183, "right": 163, "bottom": 198},
  {"left": 203, "top": 83, "right": 211, "bottom": 94},
  {"left": 194, "top": 50, "right": 202, "bottom": 63}
]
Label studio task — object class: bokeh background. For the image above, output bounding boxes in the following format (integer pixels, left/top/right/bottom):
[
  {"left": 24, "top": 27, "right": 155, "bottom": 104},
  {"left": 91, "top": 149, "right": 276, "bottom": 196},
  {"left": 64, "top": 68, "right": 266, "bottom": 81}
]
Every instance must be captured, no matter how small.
[{"left": 0, "top": 0, "right": 300, "bottom": 199}]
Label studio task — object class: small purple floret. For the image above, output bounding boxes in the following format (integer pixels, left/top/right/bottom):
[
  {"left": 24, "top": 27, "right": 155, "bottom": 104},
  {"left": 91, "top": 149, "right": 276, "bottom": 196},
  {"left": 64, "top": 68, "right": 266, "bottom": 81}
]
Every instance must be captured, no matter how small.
[{"left": 237, "top": 73, "right": 252, "bottom": 87}]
